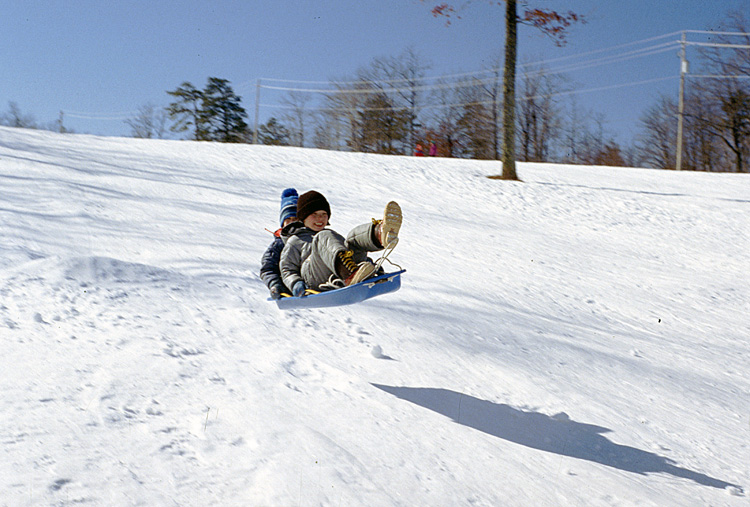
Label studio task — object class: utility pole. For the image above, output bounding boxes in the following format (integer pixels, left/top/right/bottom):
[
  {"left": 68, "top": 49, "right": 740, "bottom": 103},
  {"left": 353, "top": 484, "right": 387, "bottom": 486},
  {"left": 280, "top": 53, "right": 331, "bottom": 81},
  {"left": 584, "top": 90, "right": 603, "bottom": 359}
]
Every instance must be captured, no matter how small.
[
  {"left": 676, "top": 31, "right": 688, "bottom": 171},
  {"left": 253, "top": 79, "right": 261, "bottom": 144}
]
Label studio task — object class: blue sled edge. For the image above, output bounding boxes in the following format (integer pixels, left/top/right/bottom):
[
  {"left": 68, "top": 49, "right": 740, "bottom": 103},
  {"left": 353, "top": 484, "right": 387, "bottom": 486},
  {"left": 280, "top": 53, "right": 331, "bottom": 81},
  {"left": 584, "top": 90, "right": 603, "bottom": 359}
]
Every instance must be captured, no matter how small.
[{"left": 270, "top": 269, "right": 406, "bottom": 310}]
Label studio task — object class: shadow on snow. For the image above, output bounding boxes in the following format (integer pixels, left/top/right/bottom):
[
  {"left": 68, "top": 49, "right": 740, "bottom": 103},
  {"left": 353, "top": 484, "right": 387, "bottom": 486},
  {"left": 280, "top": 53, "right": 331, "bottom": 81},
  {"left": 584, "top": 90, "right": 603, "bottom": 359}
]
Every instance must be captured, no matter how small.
[{"left": 372, "top": 384, "right": 741, "bottom": 491}]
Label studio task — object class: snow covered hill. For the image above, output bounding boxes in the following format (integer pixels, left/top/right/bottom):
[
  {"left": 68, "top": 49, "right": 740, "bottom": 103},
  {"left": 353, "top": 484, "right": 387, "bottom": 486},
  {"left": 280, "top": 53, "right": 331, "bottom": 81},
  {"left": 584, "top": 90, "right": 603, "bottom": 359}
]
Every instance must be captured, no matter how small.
[{"left": 1, "top": 126, "right": 748, "bottom": 506}]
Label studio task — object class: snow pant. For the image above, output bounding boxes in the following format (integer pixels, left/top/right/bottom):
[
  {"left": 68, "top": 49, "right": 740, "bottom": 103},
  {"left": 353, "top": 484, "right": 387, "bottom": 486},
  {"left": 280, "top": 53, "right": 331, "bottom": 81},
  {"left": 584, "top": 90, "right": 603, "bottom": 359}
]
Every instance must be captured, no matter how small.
[{"left": 301, "top": 222, "right": 382, "bottom": 291}]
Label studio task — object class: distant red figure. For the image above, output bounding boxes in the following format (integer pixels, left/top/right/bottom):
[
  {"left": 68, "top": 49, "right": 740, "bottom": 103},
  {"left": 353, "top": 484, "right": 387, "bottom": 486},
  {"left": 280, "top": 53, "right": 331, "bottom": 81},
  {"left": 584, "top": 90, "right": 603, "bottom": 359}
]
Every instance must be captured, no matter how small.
[
  {"left": 414, "top": 143, "right": 424, "bottom": 156},
  {"left": 429, "top": 142, "right": 437, "bottom": 156}
]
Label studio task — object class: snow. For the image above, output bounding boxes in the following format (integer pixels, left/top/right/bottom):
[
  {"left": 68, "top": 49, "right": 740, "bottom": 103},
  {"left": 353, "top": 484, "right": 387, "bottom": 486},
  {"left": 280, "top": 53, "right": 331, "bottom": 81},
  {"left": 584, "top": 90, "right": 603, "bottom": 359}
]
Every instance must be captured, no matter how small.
[{"left": 0, "top": 125, "right": 748, "bottom": 505}]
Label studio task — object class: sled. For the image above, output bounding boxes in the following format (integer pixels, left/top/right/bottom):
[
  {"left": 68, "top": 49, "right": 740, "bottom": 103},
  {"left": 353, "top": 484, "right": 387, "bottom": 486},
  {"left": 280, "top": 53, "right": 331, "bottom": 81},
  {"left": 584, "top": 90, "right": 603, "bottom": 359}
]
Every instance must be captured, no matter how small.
[{"left": 271, "top": 270, "right": 405, "bottom": 310}]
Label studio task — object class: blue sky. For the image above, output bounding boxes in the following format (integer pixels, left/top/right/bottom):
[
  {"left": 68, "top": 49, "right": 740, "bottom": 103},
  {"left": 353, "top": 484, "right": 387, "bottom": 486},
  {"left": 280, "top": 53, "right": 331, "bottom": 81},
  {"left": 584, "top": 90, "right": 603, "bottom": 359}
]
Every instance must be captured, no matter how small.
[{"left": 1, "top": 1, "right": 747, "bottom": 144}]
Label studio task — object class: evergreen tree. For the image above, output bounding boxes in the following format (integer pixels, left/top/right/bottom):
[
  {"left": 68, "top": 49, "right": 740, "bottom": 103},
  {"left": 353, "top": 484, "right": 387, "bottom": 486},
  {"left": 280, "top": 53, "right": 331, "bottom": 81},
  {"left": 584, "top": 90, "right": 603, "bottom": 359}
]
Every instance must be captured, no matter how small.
[
  {"left": 258, "top": 117, "right": 291, "bottom": 145},
  {"left": 1, "top": 101, "right": 37, "bottom": 129},
  {"left": 166, "top": 82, "right": 205, "bottom": 140},
  {"left": 200, "top": 78, "right": 249, "bottom": 143},
  {"left": 166, "top": 78, "right": 249, "bottom": 142}
]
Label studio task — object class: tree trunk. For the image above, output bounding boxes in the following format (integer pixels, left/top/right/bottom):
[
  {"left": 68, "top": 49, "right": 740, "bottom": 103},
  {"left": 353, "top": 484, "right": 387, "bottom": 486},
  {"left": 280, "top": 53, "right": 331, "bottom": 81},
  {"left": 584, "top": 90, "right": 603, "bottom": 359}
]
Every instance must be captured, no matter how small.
[{"left": 500, "top": 0, "right": 519, "bottom": 180}]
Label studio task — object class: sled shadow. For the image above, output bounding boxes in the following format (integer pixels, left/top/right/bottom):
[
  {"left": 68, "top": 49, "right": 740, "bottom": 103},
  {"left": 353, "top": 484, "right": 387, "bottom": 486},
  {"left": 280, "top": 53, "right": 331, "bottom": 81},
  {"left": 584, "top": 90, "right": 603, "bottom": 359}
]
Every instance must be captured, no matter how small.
[{"left": 372, "top": 384, "right": 740, "bottom": 491}]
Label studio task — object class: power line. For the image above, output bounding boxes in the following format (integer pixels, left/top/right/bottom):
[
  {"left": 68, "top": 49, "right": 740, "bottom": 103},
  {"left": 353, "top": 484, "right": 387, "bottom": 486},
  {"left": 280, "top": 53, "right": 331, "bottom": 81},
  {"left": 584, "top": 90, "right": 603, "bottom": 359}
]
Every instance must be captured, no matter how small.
[
  {"left": 689, "top": 74, "right": 750, "bottom": 80},
  {"left": 686, "top": 41, "right": 750, "bottom": 50},
  {"left": 255, "top": 41, "right": 679, "bottom": 96},
  {"left": 246, "top": 68, "right": 499, "bottom": 87},
  {"left": 685, "top": 29, "right": 750, "bottom": 37},
  {"left": 253, "top": 31, "right": 685, "bottom": 88},
  {"left": 258, "top": 76, "right": 499, "bottom": 95},
  {"left": 64, "top": 111, "right": 137, "bottom": 121},
  {"left": 64, "top": 30, "right": 750, "bottom": 123},
  {"left": 533, "top": 42, "right": 679, "bottom": 77},
  {"left": 518, "top": 31, "right": 682, "bottom": 70},
  {"left": 260, "top": 75, "right": 679, "bottom": 115}
]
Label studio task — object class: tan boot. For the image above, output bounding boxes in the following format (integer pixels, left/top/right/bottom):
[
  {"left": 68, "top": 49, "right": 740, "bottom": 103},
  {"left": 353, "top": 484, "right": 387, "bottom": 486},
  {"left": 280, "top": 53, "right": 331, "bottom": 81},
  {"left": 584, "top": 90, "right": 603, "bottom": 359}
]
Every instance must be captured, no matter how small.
[
  {"left": 346, "top": 260, "right": 377, "bottom": 286},
  {"left": 336, "top": 250, "right": 358, "bottom": 279},
  {"left": 379, "top": 201, "right": 402, "bottom": 249}
]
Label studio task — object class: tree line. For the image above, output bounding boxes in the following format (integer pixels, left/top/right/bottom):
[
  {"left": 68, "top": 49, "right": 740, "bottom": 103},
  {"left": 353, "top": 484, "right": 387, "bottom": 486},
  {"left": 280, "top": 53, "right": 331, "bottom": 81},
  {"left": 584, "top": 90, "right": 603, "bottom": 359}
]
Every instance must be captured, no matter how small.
[
  {"left": 153, "top": 12, "right": 748, "bottom": 174},
  {"left": 3, "top": 12, "right": 746, "bottom": 173}
]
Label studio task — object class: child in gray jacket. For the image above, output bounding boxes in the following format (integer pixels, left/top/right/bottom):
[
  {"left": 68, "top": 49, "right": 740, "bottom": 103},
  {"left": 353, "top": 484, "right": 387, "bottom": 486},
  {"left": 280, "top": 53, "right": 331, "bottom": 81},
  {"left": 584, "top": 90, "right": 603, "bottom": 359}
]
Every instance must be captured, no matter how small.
[{"left": 279, "top": 190, "right": 401, "bottom": 297}]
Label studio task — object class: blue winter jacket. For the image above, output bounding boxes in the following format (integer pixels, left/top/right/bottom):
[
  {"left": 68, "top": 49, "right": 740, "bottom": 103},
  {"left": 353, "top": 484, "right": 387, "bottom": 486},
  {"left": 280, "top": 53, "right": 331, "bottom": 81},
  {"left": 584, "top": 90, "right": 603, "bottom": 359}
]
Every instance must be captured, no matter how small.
[{"left": 260, "top": 230, "right": 290, "bottom": 295}]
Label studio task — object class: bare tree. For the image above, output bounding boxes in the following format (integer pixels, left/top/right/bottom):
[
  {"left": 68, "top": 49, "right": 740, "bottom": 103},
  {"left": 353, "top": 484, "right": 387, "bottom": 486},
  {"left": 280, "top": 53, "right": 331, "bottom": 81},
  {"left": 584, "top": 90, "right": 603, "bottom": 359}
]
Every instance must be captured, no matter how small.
[
  {"left": 281, "top": 91, "right": 312, "bottom": 147},
  {"left": 638, "top": 95, "right": 677, "bottom": 169},
  {"left": 682, "top": 90, "right": 720, "bottom": 171},
  {"left": 392, "top": 47, "right": 431, "bottom": 150},
  {"left": 313, "top": 49, "right": 431, "bottom": 154},
  {"left": 426, "top": 78, "right": 466, "bottom": 157},
  {"left": 456, "top": 78, "right": 497, "bottom": 159},
  {"left": 312, "top": 111, "right": 343, "bottom": 151},
  {"left": 315, "top": 79, "right": 369, "bottom": 152},
  {"left": 428, "top": 1, "right": 583, "bottom": 180},
  {"left": 359, "top": 93, "right": 411, "bottom": 154},
  {"left": 125, "top": 103, "right": 168, "bottom": 139},
  {"left": 477, "top": 64, "right": 502, "bottom": 160},
  {"left": 356, "top": 48, "right": 431, "bottom": 154},
  {"left": 516, "top": 62, "right": 563, "bottom": 162},
  {"left": 560, "top": 96, "right": 584, "bottom": 163},
  {"left": 692, "top": 11, "right": 750, "bottom": 172},
  {"left": 576, "top": 113, "right": 610, "bottom": 165}
]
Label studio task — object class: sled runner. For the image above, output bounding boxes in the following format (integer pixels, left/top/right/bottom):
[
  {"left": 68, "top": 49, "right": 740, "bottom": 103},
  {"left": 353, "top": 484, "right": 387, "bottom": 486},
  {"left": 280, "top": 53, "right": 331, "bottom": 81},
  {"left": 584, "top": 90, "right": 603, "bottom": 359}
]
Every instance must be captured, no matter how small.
[{"left": 271, "top": 270, "right": 405, "bottom": 310}]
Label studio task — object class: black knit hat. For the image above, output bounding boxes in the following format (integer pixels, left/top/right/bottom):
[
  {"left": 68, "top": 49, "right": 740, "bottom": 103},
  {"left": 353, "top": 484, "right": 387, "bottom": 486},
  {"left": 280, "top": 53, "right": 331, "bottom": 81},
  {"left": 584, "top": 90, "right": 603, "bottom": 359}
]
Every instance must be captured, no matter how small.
[{"left": 296, "top": 190, "right": 331, "bottom": 222}]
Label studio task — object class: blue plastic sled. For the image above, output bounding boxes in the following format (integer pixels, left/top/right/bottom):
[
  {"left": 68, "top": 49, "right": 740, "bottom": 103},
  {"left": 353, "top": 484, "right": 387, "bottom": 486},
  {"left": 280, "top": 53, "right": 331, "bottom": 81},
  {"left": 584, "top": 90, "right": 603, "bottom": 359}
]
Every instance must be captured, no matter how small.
[{"left": 271, "top": 270, "right": 405, "bottom": 310}]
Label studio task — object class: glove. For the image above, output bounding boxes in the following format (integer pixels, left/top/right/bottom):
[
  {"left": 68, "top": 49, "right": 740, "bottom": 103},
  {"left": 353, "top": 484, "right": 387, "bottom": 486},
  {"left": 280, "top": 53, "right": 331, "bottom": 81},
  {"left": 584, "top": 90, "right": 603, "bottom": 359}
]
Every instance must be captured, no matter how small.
[
  {"left": 269, "top": 285, "right": 282, "bottom": 300},
  {"left": 292, "top": 281, "right": 307, "bottom": 297}
]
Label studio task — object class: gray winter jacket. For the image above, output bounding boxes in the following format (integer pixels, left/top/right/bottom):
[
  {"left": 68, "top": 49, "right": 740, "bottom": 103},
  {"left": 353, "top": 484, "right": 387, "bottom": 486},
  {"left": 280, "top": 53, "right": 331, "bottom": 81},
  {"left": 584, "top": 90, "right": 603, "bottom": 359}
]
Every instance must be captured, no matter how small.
[
  {"left": 280, "top": 221, "right": 381, "bottom": 292},
  {"left": 280, "top": 224, "right": 345, "bottom": 291}
]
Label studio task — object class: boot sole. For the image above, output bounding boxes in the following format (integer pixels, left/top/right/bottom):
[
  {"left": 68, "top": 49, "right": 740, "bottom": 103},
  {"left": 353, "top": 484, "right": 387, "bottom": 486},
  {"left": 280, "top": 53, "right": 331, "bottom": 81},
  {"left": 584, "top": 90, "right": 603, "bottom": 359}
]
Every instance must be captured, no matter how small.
[{"left": 381, "top": 201, "right": 402, "bottom": 248}]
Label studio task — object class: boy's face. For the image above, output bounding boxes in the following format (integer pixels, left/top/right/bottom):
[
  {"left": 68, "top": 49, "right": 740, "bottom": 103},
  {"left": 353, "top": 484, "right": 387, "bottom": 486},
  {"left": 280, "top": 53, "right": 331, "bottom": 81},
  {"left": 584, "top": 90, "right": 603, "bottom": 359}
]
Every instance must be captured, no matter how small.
[
  {"left": 304, "top": 210, "right": 329, "bottom": 232},
  {"left": 282, "top": 216, "right": 297, "bottom": 227}
]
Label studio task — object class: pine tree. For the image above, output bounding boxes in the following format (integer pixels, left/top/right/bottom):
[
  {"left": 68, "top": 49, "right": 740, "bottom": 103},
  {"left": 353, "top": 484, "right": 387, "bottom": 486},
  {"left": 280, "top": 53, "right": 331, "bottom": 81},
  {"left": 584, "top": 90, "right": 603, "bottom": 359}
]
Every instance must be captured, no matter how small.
[
  {"left": 200, "top": 78, "right": 249, "bottom": 143},
  {"left": 258, "top": 117, "right": 291, "bottom": 145},
  {"left": 167, "top": 78, "right": 249, "bottom": 142},
  {"left": 166, "top": 82, "right": 205, "bottom": 140}
]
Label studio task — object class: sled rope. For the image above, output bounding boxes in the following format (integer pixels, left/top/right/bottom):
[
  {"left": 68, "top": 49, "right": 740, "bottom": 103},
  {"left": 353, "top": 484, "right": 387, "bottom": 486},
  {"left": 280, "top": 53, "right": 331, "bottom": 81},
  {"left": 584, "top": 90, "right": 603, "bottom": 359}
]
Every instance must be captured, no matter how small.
[
  {"left": 379, "top": 255, "right": 403, "bottom": 271},
  {"left": 373, "top": 240, "right": 400, "bottom": 273},
  {"left": 319, "top": 274, "right": 346, "bottom": 291}
]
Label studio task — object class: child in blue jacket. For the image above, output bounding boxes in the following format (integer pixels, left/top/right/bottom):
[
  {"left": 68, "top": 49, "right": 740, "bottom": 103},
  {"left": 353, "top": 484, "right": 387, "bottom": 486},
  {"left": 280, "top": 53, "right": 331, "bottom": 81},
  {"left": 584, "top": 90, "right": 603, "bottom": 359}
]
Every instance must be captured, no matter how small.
[{"left": 260, "top": 188, "right": 298, "bottom": 299}]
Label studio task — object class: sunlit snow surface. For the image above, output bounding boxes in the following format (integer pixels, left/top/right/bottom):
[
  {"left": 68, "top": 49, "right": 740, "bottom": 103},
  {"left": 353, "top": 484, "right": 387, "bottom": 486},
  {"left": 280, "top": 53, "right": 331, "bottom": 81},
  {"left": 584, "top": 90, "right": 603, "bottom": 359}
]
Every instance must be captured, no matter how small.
[{"left": 1, "top": 126, "right": 747, "bottom": 505}]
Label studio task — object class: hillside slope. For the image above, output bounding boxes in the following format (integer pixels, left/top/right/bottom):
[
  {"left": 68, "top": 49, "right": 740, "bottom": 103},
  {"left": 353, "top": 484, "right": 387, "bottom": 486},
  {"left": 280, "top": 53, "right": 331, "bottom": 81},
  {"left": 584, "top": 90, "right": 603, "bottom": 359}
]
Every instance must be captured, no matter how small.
[{"left": 1, "top": 126, "right": 747, "bottom": 505}]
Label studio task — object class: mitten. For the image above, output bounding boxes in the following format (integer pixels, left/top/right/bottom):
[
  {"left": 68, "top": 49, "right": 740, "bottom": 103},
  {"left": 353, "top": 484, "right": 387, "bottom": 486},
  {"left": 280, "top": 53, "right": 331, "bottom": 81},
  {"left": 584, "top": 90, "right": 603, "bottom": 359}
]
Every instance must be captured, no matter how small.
[
  {"left": 292, "top": 280, "right": 307, "bottom": 297},
  {"left": 269, "top": 285, "right": 282, "bottom": 300}
]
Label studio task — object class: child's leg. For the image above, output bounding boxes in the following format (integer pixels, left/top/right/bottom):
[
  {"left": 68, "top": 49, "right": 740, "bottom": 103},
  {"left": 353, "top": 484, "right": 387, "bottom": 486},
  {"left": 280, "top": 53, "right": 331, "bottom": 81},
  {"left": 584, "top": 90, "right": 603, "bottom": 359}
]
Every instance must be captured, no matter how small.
[
  {"left": 301, "top": 229, "right": 347, "bottom": 290},
  {"left": 345, "top": 222, "right": 381, "bottom": 263}
]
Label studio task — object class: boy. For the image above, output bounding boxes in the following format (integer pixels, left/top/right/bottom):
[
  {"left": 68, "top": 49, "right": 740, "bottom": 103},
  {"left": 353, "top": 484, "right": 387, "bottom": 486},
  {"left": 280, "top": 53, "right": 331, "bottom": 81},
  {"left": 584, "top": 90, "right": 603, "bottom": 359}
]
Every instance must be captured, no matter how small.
[
  {"left": 260, "top": 188, "right": 298, "bottom": 299},
  {"left": 280, "top": 190, "right": 401, "bottom": 297}
]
